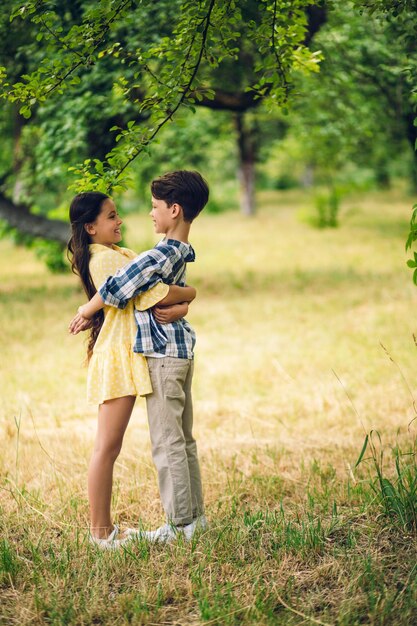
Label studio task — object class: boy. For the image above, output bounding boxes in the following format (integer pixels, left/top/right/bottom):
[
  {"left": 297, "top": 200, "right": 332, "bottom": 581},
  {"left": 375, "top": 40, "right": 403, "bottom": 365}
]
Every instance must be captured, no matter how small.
[{"left": 70, "top": 170, "right": 209, "bottom": 543}]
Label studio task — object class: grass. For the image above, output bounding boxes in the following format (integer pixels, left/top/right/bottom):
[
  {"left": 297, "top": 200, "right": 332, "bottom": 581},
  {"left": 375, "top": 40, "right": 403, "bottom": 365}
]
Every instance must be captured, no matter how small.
[{"left": 1, "top": 187, "right": 417, "bottom": 625}]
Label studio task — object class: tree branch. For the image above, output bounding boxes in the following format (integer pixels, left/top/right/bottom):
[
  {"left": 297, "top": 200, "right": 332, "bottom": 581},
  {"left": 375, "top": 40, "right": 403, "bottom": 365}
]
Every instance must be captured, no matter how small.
[
  {"left": 5, "top": 0, "right": 132, "bottom": 104},
  {"left": 0, "top": 191, "right": 69, "bottom": 245},
  {"left": 271, "top": 0, "right": 289, "bottom": 97},
  {"left": 192, "top": 88, "right": 264, "bottom": 112},
  {"left": 115, "top": 0, "right": 217, "bottom": 180}
]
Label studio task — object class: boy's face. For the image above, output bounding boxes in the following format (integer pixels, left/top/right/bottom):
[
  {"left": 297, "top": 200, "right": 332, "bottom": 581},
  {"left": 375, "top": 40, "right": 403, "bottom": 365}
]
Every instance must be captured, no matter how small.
[{"left": 150, "top": 196, "right": 175, "bottom": 234}]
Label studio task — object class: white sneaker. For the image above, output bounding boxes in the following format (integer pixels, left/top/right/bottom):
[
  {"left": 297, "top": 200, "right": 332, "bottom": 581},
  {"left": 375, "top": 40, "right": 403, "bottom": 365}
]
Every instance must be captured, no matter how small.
[
  {"left": 124, "top": 527, "right": 149, "bottom": 540},
  {"left": 143, "top": 523, "right": 180, "bottom": 544},
  {"left": 183, "top": 515, "right": 208, "bottom": 541},
  {"left": 144, "top": 516, "right": 208, "bottom": 544},
  {"left": 89, "top": 524, "right": 132, "bottom": 550}
]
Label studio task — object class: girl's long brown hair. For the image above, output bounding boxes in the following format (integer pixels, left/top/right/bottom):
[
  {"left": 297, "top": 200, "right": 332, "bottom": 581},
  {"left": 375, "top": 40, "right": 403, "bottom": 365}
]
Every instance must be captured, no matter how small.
[{"left": 67, "top": 192, "right": 109, "bottom": 360}]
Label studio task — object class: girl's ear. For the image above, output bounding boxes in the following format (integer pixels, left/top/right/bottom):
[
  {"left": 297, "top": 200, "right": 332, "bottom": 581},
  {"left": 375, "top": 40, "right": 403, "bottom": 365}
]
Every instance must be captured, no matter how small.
[{"left": 84, "top": 223, "right": 96, "bottom": 236}]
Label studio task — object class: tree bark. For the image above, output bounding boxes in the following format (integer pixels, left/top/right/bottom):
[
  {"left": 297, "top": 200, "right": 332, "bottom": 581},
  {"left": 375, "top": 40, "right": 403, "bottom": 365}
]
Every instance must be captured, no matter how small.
[
  {"left": 12, "top": 104, "right": 27, "bottom": 202},
  {"left": 235, "top": 112, "right": 257, "bottom": 216},
  {"left": 405, "top": 111, "right": 417, "bottom": 191},
  {"left": 0, "top": 191, "right": 69, "bottom": 245}
]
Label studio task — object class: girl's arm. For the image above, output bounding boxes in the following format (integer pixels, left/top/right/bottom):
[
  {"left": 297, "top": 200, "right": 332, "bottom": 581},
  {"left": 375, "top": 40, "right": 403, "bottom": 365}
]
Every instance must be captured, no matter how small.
[
  {"left": 158, "top": 285, "right": 196, "bottom": 306},
  {"left": 69, "top": 292, "right": 104, "bottom": 334},
  {"left": 69, "top": 285, "right": 196, "bottom": 334}
]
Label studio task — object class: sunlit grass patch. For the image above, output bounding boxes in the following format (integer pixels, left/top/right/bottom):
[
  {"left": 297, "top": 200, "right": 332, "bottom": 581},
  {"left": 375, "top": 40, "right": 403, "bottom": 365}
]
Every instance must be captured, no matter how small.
[{"left": 1, "top": 188, "right": 417, "bottom": 624}]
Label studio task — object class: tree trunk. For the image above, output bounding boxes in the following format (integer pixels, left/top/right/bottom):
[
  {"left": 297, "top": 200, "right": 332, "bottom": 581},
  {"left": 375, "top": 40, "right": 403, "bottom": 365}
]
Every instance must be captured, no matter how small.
[
  {"left": 235, "top": 112, "right": 257, "bottom": 216},
  {"left": 301, "top": 164, "right": 315, "bottom": 189},
  {"left": 405, "top": 112, "right": 417, "bottom": 191},
  {"left": 12, "top": 104, "right": 26, "bottom": 202}
]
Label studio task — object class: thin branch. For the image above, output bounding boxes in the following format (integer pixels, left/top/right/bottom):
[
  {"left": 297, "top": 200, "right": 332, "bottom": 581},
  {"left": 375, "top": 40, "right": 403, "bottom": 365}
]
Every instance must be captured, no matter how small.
[
  {"left": 38, "top": 15, "right": 85, "bottom": 61},
  {"left": 11, "top": 0, "right": 133, "bottom": 102},
  {"left": 178, "top": 20, "right": 199, "bottom": 81},
  {"left": 271, "top": 0, "right": 289, "bottom": 97},
  {"left": 115, "top": 0, "right": 217, "bottom": 180}
]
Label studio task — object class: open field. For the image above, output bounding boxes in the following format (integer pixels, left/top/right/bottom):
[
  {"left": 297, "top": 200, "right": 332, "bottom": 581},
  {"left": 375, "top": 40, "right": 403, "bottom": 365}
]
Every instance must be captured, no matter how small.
[{"left": 1, "top": 189, "right": 416, "bottom": 625}]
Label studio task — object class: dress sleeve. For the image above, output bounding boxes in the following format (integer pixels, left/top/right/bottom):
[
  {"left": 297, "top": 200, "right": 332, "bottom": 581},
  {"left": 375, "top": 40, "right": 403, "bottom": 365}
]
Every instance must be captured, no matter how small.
[
  {"left": 90, "top": 249, "right": 168, "bottom": 310},
  {"left": 135, "top": 282, "right": 169, "bottom": 311},
  {"left": 89, "top": 249, "right": 128, "bottom": 289}
]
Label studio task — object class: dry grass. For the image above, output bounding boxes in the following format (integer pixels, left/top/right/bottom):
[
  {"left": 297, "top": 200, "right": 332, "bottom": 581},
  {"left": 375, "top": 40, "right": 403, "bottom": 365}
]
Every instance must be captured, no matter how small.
[{"left": 0, "top": 188, "right": 416, "bottom": 625}]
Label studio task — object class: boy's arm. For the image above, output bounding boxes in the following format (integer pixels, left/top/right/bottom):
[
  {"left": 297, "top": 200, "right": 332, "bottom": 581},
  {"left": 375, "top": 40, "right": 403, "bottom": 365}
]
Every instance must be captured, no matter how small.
[
  {"left": 153, "top": 302, "right": 189, "bottom": 324},
  {"left": 69, "top": 284, "right": 195, "bottom": 335},
  {"left": 148, "top": 285, "right": 196, "bottom": 325},
  {"left": 69, "top": 247, "right": 185, "bottom": 334},
  {"left": 99, "top": 247, "right": 179, "bottom": 308},
  {"left": 152, "top": 285, "right": 196, "bottom": 307}
]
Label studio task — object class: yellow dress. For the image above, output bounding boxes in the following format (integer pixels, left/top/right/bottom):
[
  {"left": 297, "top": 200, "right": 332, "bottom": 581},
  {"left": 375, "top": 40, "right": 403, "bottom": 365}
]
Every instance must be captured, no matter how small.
[{"left": 86, "top": 243, "right": 169, "bottom": 405}]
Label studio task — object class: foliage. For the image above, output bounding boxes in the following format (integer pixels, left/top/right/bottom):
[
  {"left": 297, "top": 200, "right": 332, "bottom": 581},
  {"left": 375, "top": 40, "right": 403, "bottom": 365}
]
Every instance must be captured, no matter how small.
[
  {"left": 0, "top": 0, "right": 320, "bottom": 195},
  {"left": 287, "top": 2, "right": 416, "bottom": 187},
  {"left": 405, "top": 203, "right": 417, "bottom": 282},
  {"left": 312, "top": 187, "right": 342, "bottom": 228},
  {"left": 355, "top": 430, "right": 417, "bottom": 532},
  {"left": 348, "top": 1, "right": 417, "bottom": 278}
]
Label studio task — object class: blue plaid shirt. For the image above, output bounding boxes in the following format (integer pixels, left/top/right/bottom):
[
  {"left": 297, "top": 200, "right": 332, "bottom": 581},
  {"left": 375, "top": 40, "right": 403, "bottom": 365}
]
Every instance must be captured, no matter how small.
[{"left": 98, "top": 239, "right": 196, "bottom": 359}]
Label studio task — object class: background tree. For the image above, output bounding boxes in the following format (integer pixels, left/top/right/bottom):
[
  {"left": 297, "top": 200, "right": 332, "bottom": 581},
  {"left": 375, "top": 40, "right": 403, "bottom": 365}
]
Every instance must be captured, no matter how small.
[
  {"left": 254, "top": 0, "right": 417, "bottom": 227},
  {"left": 0, "top": 0, "right": 321, "bottom": 253},
  {"left": 2, "top": 0, "right": 416, "bottom": 266},
  {"left": 188, "top": 3, "right": 326, "bottom": 215}
]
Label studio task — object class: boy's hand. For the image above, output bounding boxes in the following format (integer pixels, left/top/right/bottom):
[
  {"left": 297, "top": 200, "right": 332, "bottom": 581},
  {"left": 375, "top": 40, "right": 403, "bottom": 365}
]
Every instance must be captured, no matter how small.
[
  {"left": 153, "top": 303, "right": 188, "bottom": 324},
  {"left": 68, "top": 306, "right": 93, "bottom": 335}
]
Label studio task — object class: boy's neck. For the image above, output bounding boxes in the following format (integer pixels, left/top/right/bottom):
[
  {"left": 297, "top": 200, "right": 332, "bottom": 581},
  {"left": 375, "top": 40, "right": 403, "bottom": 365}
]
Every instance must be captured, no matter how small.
[{"left": 163, "top": 222, "right": 191, "bottom": 244}]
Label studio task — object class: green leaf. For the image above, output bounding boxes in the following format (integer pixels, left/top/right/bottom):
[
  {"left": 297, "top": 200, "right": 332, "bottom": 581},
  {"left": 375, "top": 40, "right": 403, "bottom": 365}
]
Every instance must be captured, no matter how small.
[{"left": 355, "top": 434, "right": 369, "bottom": 468}]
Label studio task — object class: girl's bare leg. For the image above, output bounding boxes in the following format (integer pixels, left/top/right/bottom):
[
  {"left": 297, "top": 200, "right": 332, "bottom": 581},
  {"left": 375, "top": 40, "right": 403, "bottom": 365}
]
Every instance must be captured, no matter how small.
[{"left": 88, "top": 395, "right": 136, "bottom": 539}]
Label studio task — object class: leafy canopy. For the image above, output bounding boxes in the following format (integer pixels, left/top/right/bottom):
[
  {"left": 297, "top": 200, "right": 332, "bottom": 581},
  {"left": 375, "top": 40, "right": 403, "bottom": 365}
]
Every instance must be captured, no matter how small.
[{"left": 0, "top": 0, "right": 320, "bottom": 193}]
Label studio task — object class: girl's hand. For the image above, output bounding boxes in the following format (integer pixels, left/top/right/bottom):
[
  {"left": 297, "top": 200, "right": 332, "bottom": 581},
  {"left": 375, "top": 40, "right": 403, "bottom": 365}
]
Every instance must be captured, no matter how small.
[
  {"left": 153, "top": 302, "right": 188, "bottom": 324},
  {"left": 68, "top": 306, "right": 93, "bottom": 335},
  {"left": 78, "top": 304, "right": 93, "bottom": 319}
]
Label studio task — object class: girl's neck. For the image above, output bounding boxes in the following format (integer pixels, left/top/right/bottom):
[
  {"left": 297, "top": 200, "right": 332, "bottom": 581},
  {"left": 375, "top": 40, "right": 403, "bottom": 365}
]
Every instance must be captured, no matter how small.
[{"left": 91, "top": 238, "right": 113, "bottom": 248}]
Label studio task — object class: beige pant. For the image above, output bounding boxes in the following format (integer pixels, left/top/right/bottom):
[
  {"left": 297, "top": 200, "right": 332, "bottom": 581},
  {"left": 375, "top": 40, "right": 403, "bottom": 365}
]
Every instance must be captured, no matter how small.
[{"left": 146, "top": 357, "right": 204, "bottom": 526}]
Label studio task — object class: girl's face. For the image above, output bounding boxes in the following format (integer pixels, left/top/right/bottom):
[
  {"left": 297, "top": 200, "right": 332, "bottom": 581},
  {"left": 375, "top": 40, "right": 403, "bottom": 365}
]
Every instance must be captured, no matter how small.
[{"left": 86, "top": 198, "right": 123, "bottom": 246}]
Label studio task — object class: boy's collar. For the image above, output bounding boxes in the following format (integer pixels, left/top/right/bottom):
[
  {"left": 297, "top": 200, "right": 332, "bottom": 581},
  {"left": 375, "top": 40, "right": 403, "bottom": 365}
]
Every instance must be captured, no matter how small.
[
  {"left": 163, "top": 238, "right": 191, "bottom": 247},
  {"left": 157, "top": 238, "right": 195, "bottom": 261}
]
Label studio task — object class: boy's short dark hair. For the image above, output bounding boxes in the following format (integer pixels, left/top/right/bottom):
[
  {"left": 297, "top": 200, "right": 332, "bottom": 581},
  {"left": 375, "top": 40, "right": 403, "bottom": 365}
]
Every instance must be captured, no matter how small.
[{"left": 151, "top": 170, "right": 209, "bottom": 222}]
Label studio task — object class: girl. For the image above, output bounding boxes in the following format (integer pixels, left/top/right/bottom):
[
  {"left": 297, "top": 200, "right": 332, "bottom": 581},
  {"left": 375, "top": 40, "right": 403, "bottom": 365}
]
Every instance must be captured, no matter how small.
[{"left": 68, "top": 191, "right": 195, "bottom": 549}]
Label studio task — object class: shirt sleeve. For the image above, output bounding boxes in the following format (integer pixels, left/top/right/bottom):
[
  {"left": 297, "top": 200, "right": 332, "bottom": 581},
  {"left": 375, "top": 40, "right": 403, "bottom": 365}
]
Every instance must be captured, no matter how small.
[
  {"left": 90, "top": 249, "right": 168, "bottom": 311},
  {"left": 98, "top": 247, "right": 180, "bottom": 309}
]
